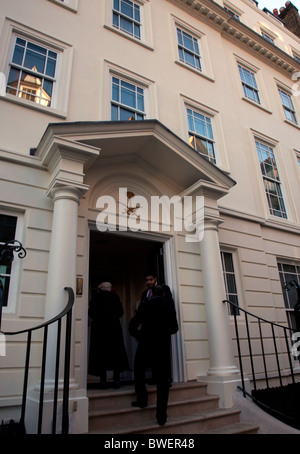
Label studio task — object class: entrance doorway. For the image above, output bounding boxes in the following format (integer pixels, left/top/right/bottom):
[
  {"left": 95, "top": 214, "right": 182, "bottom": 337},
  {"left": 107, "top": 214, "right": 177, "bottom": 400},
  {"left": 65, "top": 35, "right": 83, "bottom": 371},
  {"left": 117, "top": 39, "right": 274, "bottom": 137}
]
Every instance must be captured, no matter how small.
[{"left": 87, "top": 230, "right": 166, "bottom": 383}]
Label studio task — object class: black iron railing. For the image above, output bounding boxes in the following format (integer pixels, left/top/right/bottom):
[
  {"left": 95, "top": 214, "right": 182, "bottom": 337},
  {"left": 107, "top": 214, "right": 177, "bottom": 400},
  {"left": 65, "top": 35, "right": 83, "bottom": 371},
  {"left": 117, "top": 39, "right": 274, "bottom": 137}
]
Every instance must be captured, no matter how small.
[
  {"left": 224, "top": 297, "right": 300, "bottom": 429},
  {"left": 0, "top": 287, "right": 74, "bottom": 434},
  {"left": 223, "top": 298, "right": 297, "bottom": 394}
]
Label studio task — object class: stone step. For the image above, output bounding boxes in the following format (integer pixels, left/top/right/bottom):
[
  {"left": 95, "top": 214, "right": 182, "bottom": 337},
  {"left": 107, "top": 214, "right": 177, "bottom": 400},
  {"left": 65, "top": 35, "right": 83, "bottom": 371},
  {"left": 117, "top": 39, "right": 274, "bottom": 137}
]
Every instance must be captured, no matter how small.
[
  {"left": 89, "top": 407, "right": 243, "bottom": 434},
  {"left": 89, "top": 393, "right": 220, "bottom": 432},
  {"left": 88, "top": 381, "right": 208, "bottom": 413},
  {"left": 87, "top": 381, "right": 259, "bottom": 435},
  {"left": 203, "top": 422, "right": 260, "bottom": 435}
]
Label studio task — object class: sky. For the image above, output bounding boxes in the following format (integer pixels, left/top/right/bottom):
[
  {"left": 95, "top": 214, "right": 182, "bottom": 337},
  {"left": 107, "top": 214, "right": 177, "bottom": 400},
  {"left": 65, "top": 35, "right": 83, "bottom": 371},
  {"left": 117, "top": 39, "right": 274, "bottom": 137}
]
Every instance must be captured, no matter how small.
[{"left": 258, "top": 0, "right": 300, "bottom": 12}]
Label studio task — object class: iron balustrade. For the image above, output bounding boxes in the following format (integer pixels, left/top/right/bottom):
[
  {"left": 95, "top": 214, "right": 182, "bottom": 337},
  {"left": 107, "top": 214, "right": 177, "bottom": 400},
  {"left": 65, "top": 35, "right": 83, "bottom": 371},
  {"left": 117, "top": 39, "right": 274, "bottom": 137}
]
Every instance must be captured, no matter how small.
[
  {"left": 0, "top": 287, "right": 74, "bottom": 434},
  {"left": 223, "top": 297, "right": 300, "bottom": 429},
  {"left": 223, "top": 298, "right": 297, "bottom": 395}
]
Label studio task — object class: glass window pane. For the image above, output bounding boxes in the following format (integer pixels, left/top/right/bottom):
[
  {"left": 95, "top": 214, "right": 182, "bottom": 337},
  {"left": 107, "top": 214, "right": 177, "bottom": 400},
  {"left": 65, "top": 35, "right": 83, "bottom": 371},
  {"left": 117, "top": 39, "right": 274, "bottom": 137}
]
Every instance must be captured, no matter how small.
[
  {"left": 223, "top": 252, "right": 234, "bottom": 272},
  {"left": 121, "top": 0, "right": 134, "bottom": 19},
  {"left": 6, "top": 67, "right": 20, "bottom": 89},
  {"left": 195, "top": 57, "right": 201, "bottom": 71},
  {"left": 111, "top": 104, "right": 119, "bottom": 121},
  {"left": 134, "top": 24, "right": 140, "bottom": 39},
  {"left": 121, "top": 83, "right": 136, "bottom": 107},
  {"left": 113, "top": 12, "right": 119, "bottom": 27},
  {"left": 137, "top": 93, "right": 144, "bottom": 111},
  {"left": 120, "top": 16, "right": 133, "bottom": 35},
  {"left": 46, "top": 58, "right": 56, "bottom": 78},
  {"left": 120, "top": 106, "right": 135, "bottom": 120},
  {"left": 226, "top": 274, "right": 237, "bottom": 294},
  {"left": 182, "top": 32, "right": 194, "bottom": 52},
  {"left": 0, "top": 275, "right": 11, "bottom": 308},
  {"left": 12, "top": 42, "right": 25, "bottom": 66},
  {"left": 112, "top": 78, "right": 119, "bottom": 102},
  {"left": 0, "top": 215, "right": 17, "bottom": 242},
  {"left": 177, "top": 29, "right": 183, "bottom": 46},
  {"left": 24, "top": 45, "right": 46, "bottom": 74},
  {"left": 134, "top": 5, "right": 140, "bottom": 22},
  {"left": 184, "top": 50, "right": 195, "bottom": 67},
  {"left": 43, "top": 80, "right": 53, "bottom": 99}
]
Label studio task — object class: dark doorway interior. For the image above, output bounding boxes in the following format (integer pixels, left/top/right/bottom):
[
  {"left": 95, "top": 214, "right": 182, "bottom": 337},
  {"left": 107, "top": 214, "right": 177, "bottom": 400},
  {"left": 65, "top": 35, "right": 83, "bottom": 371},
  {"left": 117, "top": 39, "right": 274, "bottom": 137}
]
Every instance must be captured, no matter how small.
[{"left": 88, "top": 230, "right": 165, "bottom": 383}]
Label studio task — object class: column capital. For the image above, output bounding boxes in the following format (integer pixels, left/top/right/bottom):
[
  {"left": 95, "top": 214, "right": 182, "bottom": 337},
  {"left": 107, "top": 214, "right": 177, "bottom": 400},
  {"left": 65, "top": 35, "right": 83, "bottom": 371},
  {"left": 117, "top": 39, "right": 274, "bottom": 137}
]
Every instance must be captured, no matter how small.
[
  {"left": 46, "top": 181, "right": 89, "bottom": 204},
  {"left": 36, "top": 127, "right": 99, "bottom": 197},
  {"left": 203, "top": 214, "right": 225, "bottom": 232}
]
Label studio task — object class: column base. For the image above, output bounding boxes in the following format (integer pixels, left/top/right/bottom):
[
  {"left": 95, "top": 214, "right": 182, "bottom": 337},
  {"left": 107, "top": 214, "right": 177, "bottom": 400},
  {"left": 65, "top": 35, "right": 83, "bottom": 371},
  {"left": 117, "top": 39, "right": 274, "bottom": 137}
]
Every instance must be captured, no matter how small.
[
  {"left": 25, "top": 388, "right": 88, "bottom": 434},
  {"left": 34, "top": 377, "right": 79, "bottom": 393},
  {"left": 197, "top": 373, "right": 250, "bottom": 408}
]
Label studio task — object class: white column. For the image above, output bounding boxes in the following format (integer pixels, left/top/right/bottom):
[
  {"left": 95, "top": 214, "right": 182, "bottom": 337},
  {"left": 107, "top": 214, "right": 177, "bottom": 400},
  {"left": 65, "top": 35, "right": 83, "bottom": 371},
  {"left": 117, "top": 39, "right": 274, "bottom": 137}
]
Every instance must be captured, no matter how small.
[
  {"left": 43, "top": 185, "right": 83, "bottom": 390},
  {"left": 198, "top": 218, "right": 240, "bottom": 407}
]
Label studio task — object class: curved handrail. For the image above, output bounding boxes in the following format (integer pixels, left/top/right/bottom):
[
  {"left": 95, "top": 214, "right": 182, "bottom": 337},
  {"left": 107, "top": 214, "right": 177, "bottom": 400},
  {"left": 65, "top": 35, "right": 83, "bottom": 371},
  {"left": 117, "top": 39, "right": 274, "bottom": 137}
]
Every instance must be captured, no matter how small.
[
  {"left": 223, "top": 297, "right": 300, "bottom": 429},
  {"left": 0, "top": 287, "right": 75, "bottom": 434},
  {"left": 1, "top": 287, "right": 75, "bottom": 336},
  {"left": 223, "top": 299, "right": 296, "bottom": 334}
]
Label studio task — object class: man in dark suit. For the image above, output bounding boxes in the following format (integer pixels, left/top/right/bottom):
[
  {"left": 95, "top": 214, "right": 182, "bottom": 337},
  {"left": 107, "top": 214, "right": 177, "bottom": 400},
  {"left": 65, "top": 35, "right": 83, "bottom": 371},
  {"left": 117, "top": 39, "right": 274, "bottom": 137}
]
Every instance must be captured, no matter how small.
[
  {"left": 140, "top": 272, "right": 175, "bottom": 308},
  {"left": 129, "top": 274, "right": 179, "bottom": 426}
]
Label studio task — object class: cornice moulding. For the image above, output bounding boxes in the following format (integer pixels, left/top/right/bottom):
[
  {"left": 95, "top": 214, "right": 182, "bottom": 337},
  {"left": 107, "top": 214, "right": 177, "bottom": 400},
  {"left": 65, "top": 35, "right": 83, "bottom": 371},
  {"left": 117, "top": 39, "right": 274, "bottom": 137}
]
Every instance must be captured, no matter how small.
[{"left": 168, "top": 0, "right": 300, "bottom": 75}]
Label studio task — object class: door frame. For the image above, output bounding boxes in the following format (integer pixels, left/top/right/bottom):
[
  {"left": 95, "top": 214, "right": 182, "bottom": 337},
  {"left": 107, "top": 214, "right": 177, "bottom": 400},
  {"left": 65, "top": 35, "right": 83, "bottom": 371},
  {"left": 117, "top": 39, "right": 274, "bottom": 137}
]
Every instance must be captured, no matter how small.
[{"left": 85, "top": 223, "right": 184, "bottom": 384}]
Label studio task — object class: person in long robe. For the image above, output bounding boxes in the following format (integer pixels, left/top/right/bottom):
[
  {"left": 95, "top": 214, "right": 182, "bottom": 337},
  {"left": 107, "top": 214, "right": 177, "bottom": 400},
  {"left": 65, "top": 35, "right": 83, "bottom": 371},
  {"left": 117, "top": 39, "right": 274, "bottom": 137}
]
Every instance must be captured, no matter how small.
[{"left": 88, "top": 282, "right": 129, "bottom": 388}]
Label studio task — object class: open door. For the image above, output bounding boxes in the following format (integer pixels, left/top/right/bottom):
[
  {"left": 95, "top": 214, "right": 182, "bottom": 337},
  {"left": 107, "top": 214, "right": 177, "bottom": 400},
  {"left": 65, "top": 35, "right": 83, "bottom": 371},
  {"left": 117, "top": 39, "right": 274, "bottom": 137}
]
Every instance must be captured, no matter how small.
[{"left": 87, "top": 230, "right": 165, "bottom": 384}]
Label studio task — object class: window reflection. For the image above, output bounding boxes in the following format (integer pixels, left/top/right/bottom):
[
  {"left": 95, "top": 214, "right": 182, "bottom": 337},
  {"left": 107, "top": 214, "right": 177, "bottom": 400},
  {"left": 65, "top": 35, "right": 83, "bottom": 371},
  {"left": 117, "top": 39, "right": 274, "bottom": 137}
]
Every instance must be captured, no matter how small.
[
  {"left": 187, "top": 108, "right": 216, "bottom": 164},
  {"left": 111, "top": 76, "right": 145, "bottom": 120},
  {"left": 6, "top": 37, "right": 57, "bottom": 107}
]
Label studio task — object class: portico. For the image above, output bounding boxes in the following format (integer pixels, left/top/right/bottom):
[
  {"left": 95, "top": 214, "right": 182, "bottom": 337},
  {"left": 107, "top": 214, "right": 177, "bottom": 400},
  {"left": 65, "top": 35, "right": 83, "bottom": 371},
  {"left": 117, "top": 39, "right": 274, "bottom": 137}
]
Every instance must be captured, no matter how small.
[{"left": 32, "top": 119, "right": 239, "bottom": 432}]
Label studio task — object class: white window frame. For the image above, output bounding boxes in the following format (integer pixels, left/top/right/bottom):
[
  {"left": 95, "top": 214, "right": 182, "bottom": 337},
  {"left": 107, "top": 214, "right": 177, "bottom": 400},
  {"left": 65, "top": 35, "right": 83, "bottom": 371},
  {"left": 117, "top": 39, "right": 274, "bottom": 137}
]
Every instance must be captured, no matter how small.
[
  {"left": 277, "top": 260, "right": 300, "bottom": 332},
  {"left": 224, "top": 1, "right": 243, "bottom": 21},
  {"left": 254, "top": 137, "right": 288, "bottom": 219},
  {"left": 171, "top": 16, "right": 214, "bottom": 82},
  {"left": 181, "top": 96, "right": 230, "bottom": 171},
  {"left": 294, "top": 150, "right": 300, "bottom": 184},
  {"left": 104, "top": 0, "right": 153, "bottom": 50},
  {"left": 235, "top": 55, "right": 271, "bottom": 113},
  {"left": 103, "top": 61, "right": 157, "bottom": 121},
  {"left": 278, "top": 87, "right": 298, "bottom": 125},
  {"left": 186, "top": 106, "right": 216, "bottom": 164},
  {"left": 274, "top": 80, "right": 299, "bottom": 128},
  {"left": 259, "top": 25, "right": 277, "bottom": 46},
  {"left": 220, "top": 247, "right": 244, "bottom": 318},
  {"left": 111, "top": 74, "right": 146, "bottom": 121},
  {"left": 0, "top": 19, "right": 73, "bottom": 118},
  {"left": 112, "top": 0, "right": 142, "bottom": 40},
  {"left": 292, "top": 52, "right": 300, "bottom": 65},
  {"left": 6, "top": 36, "right": 59, "bottom": 109},
  {"left": 0, "top": 209, "right": 24, "bottom": 315},
  {"left": 238, "top": 63, "right": 260, "bottom": 104},
  {"left": 176, "top": 27, "right": 202, "bottom": 72}
]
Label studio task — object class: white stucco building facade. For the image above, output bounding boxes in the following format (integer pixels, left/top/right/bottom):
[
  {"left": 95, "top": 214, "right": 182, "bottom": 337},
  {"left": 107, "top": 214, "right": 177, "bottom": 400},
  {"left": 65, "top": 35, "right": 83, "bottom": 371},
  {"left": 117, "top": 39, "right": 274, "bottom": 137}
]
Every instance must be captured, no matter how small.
[{"left": 0, "top": 0, "right": 299, "bottom": 433}]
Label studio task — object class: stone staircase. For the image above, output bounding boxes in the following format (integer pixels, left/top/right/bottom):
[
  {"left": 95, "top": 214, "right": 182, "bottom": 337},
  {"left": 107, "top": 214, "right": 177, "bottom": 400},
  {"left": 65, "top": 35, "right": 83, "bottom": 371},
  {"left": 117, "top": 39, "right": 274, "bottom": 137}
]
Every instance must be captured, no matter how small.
[{"left": 87, "top": 381, "right": 259, "bottom": 434}]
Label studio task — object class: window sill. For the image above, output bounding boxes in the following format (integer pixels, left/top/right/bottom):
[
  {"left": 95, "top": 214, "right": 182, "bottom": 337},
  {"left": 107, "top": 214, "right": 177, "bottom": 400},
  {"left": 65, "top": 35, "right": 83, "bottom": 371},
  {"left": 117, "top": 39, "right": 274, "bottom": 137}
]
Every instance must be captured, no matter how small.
[
  {"left": 175, "top": 60, "right": 215, "bottom": 83},
  {"left": 284, "top": 119, "right": 300, "bottom": 130},
  {"left": 241, "top": 96, "right": 272, "bottom": 114},
  {"left": 264, "top": 216, "right": 300, "bottom": 233},
  {"left": 48, "top": 0, "right": 78, "bottom": 13},
  {"left": 0, "top": 94, "right": 67, "bottom": 119},
  {"left": 104, "top": 25, "right": 154, "bottom": 51}
]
